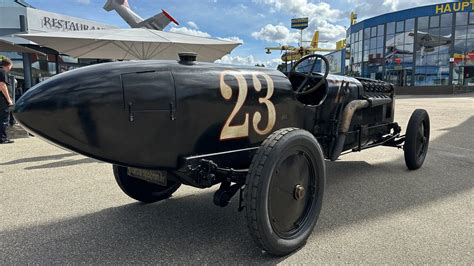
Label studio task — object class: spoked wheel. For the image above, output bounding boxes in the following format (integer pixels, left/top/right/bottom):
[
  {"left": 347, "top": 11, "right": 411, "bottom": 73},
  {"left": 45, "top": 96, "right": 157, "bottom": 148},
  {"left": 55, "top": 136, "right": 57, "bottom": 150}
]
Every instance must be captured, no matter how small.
[
  {"left": 245, "top": 128, "right": 326, "bottom": 256},
  {"left": 404, "top": 109, "right": 430, "bottom": 170},
  {"left": 113, "top": 165, "right": 181, "bottom": 203}
]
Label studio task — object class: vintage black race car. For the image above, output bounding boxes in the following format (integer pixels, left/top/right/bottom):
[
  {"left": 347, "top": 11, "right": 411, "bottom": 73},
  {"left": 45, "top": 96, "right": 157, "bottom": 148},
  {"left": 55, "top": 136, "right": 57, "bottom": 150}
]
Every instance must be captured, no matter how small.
[{"left": 13, "top": 53, "right": 430, "bottom": 256}]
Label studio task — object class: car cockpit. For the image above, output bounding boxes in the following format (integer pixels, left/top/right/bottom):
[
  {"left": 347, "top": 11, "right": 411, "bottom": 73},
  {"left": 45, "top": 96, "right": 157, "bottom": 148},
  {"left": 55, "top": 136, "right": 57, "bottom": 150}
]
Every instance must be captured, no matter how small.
[{"left": 286, "top": 54, "right": 329, "bottom": 106}]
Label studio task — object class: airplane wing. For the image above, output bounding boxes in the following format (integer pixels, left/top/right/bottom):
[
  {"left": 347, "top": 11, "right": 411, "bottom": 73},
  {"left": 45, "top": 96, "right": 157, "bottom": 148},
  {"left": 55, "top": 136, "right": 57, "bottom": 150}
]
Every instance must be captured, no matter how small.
[
  {"left": 265, "top": 47, "right": 295, "bottom": 51},
  {"left": 137, "top": 9, "right": 179, "bottom": 31},
  {"left": 265, "top": 46, "right": 297, "bottom": 54},
  {"left": 305, "top": 47, "right": 336, "bottom": 52},
  {"left": 415, "top": 31, "right": 452, "bottom": 45}
]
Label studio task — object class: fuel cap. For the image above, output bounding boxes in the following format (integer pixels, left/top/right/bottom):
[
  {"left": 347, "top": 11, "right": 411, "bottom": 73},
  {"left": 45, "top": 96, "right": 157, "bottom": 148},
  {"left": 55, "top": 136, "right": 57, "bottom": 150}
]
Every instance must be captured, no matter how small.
[{"left": 178, "top": 52, "right": 197, "bottom": 65}]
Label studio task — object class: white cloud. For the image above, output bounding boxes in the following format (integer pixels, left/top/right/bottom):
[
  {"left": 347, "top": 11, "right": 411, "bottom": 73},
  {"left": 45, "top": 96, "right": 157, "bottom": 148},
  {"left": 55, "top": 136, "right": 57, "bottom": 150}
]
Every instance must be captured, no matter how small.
[
  {"left": 252, "top": 0, "right": 347, "bottom": 47},
  {"left": 309, "top": 20, "right": 346, "bottom": 42},
  {"left": 216, "top": 55, "right": 257, "bottom": 65},
  {"left": 251, "top": 24, "right": 299, "bottom": 44},
  {"left": 253, "top": 0, "right": 343, "bottom": 22},
  {"left": 216, "top": 55, "right": 282, "bottom": 69},
  {"left": 170, "top": 26, "right": 243, "bottom": 43},
  {"left": 252, "top": 22, "right": 345, "bottom": 48},
  {"left": 238, "top": 4, "right": 248, "bottom": 10},
  {"left": 77, "top": 0, "right": 90, "bottom": 4},
  {"left": 187, "top": 21, "right": 199, "bottom": 30},
  {"left": 169, "top": 23, "right": 243, "bottom": 44},
  {"left": 253, "top": 0, "right": 446, "bottom": 46},
  {"left": 217, "top": 36, "right": 244, "bottom": 44},
  {"left": 169, "top": 26, "right": 211, "bottom": 38}
]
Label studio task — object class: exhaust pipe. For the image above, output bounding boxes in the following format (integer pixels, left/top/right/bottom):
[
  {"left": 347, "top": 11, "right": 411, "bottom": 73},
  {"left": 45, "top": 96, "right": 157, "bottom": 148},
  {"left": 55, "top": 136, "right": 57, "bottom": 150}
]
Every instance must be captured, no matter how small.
[{"left": 330, "top": 100, "right": 370, "bottom": 161}]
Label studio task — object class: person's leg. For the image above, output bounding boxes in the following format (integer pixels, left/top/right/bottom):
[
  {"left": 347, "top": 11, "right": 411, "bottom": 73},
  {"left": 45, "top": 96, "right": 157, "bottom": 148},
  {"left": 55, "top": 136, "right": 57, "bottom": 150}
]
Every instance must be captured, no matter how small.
[
  {"left": 0, "top": 108, "right": 8, "bottom": 142},
  {"left": 9, "top": 110, "right": 15, "bottom": 126}
]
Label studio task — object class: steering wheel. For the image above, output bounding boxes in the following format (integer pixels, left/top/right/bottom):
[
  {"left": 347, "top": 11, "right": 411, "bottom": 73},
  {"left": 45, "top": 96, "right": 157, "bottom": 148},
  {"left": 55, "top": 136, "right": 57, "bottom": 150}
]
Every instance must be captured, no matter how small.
[{"left": 289, "top": 54, "right": 329, "bottom": 95}]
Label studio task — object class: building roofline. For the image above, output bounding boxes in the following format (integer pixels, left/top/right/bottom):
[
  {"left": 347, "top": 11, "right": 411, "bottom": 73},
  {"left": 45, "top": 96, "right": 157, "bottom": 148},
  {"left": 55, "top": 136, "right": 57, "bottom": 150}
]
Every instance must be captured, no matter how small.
[
  {"left": 349, "top": 1, "right": 466, "bottom": 32},
  {"left": 15, "top": 0, "right": 34, "bottom": 8}
]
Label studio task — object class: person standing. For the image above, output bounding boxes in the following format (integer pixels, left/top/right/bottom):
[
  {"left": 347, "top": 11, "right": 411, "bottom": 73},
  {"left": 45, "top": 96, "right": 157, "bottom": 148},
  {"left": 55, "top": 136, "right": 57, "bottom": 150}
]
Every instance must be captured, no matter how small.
[
  {"left": 9, "top": 78, "right": 18, "bottom": 126},
  {"left": 0, "top": 57, "right": 14, "bottom": 144}
]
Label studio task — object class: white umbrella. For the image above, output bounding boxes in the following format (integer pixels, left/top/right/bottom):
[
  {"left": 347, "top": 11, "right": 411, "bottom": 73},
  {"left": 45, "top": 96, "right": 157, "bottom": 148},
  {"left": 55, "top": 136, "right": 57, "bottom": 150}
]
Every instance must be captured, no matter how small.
[
  {"left": 17, "top": 28, "right": 241, "bottom": 62},
  {"left": 0, "top": 38, "right": 45, "bottom": 55}
]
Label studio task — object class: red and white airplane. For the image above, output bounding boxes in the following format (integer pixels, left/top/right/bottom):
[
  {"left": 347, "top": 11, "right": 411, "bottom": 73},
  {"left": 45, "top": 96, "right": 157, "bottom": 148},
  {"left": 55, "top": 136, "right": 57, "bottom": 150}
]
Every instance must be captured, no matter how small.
[{"left": 103, "top": 0, "right": 179, "bottom": 30}]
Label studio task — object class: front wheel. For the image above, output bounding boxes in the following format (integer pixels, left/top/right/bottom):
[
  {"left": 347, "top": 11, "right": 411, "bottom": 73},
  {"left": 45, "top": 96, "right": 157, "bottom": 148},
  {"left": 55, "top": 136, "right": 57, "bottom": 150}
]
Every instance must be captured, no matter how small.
[
  {"left": 245, "top": 128, "right": 326, "bottom": 256},
  {"left": 404, "top": 109, "right": 430, "bottom": 170},
  {"left": 113, "top": 165, "right": 181, "bottom": 203}
]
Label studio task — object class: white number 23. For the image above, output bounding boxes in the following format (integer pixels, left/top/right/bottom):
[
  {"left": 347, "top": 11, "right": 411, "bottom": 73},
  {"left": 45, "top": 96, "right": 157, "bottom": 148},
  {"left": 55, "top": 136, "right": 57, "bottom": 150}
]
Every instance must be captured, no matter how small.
[{"left": 219, "top": 71, "right": 276, "bottom": 140}]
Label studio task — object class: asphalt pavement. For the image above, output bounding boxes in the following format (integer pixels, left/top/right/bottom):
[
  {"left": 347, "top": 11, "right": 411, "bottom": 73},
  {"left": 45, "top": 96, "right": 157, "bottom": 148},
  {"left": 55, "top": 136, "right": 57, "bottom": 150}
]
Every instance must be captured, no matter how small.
[{"left": 0, "top": 94, "right": 473, "bottom": 264}]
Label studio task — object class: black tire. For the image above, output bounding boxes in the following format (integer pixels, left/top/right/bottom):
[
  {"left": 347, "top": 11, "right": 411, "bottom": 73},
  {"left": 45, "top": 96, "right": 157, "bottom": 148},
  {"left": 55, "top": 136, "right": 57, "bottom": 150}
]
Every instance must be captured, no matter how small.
[
  {"left": 404, "top": 109, "right": 430, "bottom": 170},
  {"left": 113, "top": 165, "right": 181, "bottom": 203},
  {"left": 245, "top": 128, "right": 326, "bottom": 256}
]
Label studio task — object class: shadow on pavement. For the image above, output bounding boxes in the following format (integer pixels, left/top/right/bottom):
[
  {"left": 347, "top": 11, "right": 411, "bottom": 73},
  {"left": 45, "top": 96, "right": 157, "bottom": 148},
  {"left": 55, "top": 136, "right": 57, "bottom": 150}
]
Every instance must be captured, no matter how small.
[
  {"left": 0, "top": 193, "right": 281, "bottom": 264},
  {"left": 6, "top": 124, "right": 29, "bottom": 140},
  {"left": 0, "top": 153, "right": 77, "bottom": 165},
  {"left": 0, "top": 118, "right": 472, "bottom": 264},
  {"left": 317, "top": 116, "right": 473, "bottom": 234},
  {"left": 0, "top": 153, "right": 100, "bottom": 170},
  {"left": 24, "top": 158, "right": 99, "bottom": 170}
]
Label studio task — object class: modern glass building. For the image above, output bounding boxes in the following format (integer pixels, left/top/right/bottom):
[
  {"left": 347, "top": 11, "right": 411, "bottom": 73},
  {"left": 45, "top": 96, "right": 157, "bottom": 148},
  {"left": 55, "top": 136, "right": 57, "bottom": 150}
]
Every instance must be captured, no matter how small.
[{"left": 347, "top": 1, "right": 474, "bottom": 92}]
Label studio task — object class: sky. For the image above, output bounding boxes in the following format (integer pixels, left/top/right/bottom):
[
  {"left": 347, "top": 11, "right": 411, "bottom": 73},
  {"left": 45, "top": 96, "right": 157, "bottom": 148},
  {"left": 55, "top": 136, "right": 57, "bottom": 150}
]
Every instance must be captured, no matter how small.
[{"left": 26, "top": 0, "right": 448, "bottom": 68}]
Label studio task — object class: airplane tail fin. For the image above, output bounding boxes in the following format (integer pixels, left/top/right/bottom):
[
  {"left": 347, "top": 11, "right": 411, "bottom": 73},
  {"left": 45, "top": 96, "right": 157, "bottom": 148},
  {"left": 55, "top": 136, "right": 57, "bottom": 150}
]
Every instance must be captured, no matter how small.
[
  {"left": 104, "top": 0, "right": 129, "bottom": 11},
  {"left": 311, "top": 31, "right": 319, "bottom": 48},
  {"left": 137, "top": 9, "right": 179, "bottom": 31},
  {"left": 123, "top": 0, "right": 130, "bottom": 8},
  {"left": 103, "top": 0, "right": 178, "bottom": 31}
]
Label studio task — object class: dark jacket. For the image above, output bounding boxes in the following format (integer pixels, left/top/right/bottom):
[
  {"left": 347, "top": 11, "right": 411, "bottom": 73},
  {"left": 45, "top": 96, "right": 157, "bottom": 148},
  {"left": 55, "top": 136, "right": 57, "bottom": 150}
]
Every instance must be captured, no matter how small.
[{"left": 0, "top": 69, "right": 10, "bottom": 108}]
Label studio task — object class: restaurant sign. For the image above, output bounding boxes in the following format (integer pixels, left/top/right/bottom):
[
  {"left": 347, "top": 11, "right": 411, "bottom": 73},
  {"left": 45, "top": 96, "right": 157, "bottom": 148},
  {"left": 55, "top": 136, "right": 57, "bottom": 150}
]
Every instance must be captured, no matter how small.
[{"left": 26, "top": 7, "right": 115, "bottom": 33}]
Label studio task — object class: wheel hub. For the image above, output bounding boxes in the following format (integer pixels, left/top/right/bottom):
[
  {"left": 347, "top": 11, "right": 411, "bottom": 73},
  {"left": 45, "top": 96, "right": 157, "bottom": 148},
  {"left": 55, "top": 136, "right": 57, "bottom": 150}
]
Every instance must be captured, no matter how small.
[
  {"left": 268, "top": 151, "right": 316, "bottom": 237},
  {"left": 417, "top": 123, "right": 427, "bottom": 157},
  {"left": 294, "top": 184, "right": 305, "bottom": 200}
]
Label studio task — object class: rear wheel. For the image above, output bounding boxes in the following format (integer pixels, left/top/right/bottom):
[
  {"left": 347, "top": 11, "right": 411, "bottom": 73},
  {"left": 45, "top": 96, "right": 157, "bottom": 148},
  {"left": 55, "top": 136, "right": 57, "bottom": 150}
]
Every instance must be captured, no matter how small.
[
  {"left": 245, "top": 128, "right": 326, "bottom": 256},
  {"left": 113, "top": 165, "right": 181, "bottom": 203},
  {"left": 404, "top": 109, "right": 430, "bottom": 170}
]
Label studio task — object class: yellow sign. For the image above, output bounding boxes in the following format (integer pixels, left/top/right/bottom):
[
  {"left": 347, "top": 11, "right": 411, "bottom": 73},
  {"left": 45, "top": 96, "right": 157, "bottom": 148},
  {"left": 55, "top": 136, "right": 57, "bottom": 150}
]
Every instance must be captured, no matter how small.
[
  {"left": 336, "top": 39, "right": 347, "bottom": 50},
  {"left": 350, "top": 12, "right": 357, "bottom": 26},
  {"left": 436, "top": 1, "right": 474, "bottom": 14}
]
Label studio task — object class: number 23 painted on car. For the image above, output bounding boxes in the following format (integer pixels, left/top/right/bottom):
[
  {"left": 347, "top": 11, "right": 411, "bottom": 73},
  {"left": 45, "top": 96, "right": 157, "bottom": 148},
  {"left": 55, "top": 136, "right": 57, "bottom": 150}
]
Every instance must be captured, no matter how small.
[{"left": 219, "top": 71, "right": 277, "bottom": 140}]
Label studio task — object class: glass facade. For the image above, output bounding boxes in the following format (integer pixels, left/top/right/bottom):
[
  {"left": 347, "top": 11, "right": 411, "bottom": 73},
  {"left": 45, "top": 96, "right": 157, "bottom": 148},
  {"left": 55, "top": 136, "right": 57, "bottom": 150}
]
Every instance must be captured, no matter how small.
[
  {"left": 385, "top": 18, "right": 415, "bottom": 86},
  {"left": 348, "top": 6, "right": 474, "bottom": 87},
  {"left": 453, "top": 11, "right": 474, "bottom": 85},
  {"left": 415, "top": 13, "right": 451, "bottom": 86},
  {"left": 0, "top": 50, "right": 109, "bottom": 96},
  {"left": 349, "top": 28, "right": 363, "bottom": 76}
]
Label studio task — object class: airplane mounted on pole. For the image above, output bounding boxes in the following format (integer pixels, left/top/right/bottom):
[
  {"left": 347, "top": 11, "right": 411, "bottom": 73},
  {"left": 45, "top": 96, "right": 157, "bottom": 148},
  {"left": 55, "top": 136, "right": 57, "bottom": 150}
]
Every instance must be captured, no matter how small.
[
  {"left": 104, "top": 0, "right": 179, "bottom": 30},
  {"left": 265, "top": 31, "right": 337, "bottom": 62}
]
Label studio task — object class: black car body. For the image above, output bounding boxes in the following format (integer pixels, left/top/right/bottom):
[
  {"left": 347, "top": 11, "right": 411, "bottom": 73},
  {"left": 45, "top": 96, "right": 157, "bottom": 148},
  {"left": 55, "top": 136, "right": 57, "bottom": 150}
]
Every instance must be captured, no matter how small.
[{"left": 13, "top": 54, "right": 430, "bottom": 256}]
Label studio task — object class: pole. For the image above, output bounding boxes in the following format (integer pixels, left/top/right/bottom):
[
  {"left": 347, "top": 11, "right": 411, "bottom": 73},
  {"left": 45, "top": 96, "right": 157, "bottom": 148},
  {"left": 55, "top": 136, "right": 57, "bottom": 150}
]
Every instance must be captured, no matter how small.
[
  {"left": 19, "top": 15, "right": 32, "bottom": 91},
  {"left": 300, "top": 29, "right": 303, "bottom": 47}
]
